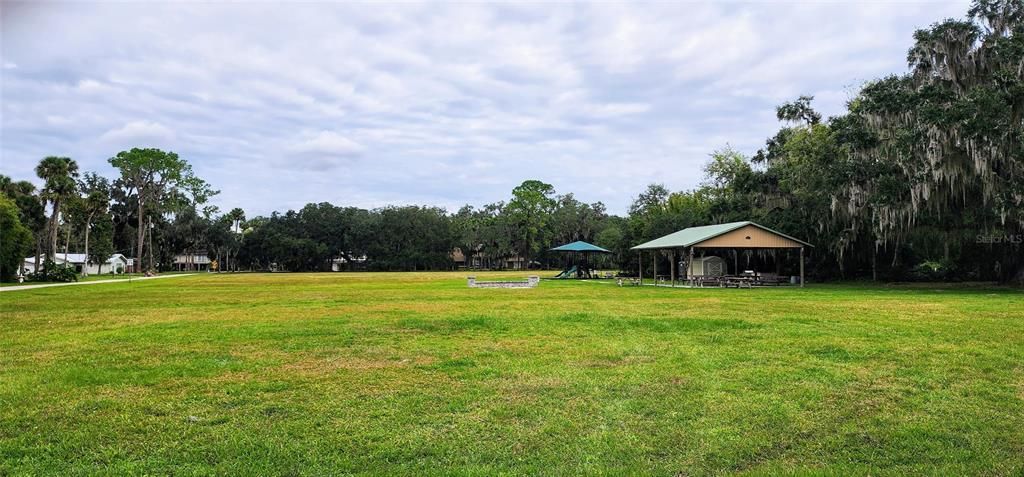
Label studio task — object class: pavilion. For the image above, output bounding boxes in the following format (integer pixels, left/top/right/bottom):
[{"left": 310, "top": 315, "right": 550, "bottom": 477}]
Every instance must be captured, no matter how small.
[
  {"left": 550, "top": 240, "right": 611, "bottom": 278},
  {"left": 630, "top": 221, "right": 813, "bottom": 287}
]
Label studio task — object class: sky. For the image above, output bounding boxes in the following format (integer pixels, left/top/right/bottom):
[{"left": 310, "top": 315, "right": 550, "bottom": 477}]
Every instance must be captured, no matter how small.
[{"left": 1, "top": 1, "right": 970, "bottom": 216}]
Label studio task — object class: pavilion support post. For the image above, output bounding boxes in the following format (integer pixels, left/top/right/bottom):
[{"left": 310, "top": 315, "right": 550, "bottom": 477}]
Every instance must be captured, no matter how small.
[
  {"left": 688, "top": 247, "right": 694, "bottom": 286},
  {"left": 800, "top": 246, "right": 805, "bottom": 288},
  {"left": 653, "top": 252, "right": 658, "bottom": 286},
  {"left": 670, "top": 250, "right": 676, "bottom": 287},
  {"left": 638, "top": 251, "right": 642, "bottom": 284}
]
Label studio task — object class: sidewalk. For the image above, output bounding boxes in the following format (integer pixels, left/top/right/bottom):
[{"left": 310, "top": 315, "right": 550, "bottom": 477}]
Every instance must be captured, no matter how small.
[{"left": 0, "top": 273, "right": 196, "bottom": 292}]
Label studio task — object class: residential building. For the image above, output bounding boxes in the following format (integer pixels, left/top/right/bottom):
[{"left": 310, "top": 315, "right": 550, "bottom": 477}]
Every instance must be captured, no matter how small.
[{"left": 21, "top": 254, "right": 129, "bottom": 275}]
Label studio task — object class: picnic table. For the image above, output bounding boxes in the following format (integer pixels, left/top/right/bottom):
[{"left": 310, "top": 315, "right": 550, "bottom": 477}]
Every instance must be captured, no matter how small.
[
  {"left": 722, "top": 276, "right": 755, "bottom": 288},
  {"left": 690, "top": 275, "right": 722, "bottom": 287},
  {"left": 755, "top": 273, "right": 789, "bottom": 286}
]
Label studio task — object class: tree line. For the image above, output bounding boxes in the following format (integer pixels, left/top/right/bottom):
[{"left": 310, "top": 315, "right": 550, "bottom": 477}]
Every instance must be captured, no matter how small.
[
  {"left": 1, "top": 0, "right": 1021, "bottom": 283},
  {"left": 1, "top": 148, "right": 218, "bottom": 281},
  {"left": 235, "top": 180, "right": 615, "bottom": 272},
  {"left": 615, "top": 1, "right": 1022, "bottom": 284}
]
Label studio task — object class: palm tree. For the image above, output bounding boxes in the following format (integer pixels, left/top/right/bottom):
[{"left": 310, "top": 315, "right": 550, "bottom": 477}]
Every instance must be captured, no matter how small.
[
  {"left": 226, "top": 207, "right": 245, "bottom": 271},
  {"left": 78, "top": 172, "right": 110, "bottom": 276},
  {"left": 35, "top": 156, "right": 79, "bottom": 265}
]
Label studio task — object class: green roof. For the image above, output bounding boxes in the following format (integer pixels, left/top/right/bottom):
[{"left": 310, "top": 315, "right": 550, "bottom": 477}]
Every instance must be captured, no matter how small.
[
  {"left": 550, "top": 241, "right": 611, "bottom": 253},
  {"left": 630, "top": 221, "right": 812, "bottom": 250}
]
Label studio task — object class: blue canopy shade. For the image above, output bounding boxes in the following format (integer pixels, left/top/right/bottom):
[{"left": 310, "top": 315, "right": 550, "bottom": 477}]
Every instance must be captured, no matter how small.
[{"left": 550, "top": 241, "right": 611, "bottom": 253}]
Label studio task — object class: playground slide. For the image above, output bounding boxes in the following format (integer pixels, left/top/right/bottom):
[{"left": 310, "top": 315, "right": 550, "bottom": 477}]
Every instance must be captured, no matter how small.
[{"left": 554, "top": 265, "right": 577, "bottom": 279}]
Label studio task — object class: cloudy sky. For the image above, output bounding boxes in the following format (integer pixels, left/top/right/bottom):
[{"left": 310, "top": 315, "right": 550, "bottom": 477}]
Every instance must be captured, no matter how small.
[{"left": 1, "top": 1, "right": 968, "bottom": 216}]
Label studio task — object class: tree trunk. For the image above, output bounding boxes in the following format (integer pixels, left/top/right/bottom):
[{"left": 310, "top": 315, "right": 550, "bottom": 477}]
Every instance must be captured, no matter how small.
[
  {"left": 47, "top": 198, "right": 61, "bottom": 263},
  {"left": 82, "top": 216, "right": 92, "bottom": 276},
  {"left": 136, "top": 200, "right": 145, "bottom": 273},
  {"left": 147, "top": 217, "right": 154, "bottom": 272},
  {"left": 871, "top": 248, "right": 877, "bottom": 282},
  {"left": 63, "top": 221, "right": 71, "bottom": 263}
]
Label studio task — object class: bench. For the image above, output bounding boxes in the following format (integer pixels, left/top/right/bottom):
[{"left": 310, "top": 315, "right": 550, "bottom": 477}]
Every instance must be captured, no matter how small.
[{"left": 618, "top": 277, "right": 642, "bottom": 286}]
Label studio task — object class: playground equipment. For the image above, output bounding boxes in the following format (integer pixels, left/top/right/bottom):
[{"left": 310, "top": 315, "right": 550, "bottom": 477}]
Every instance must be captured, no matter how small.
[
  {"left": 554, "top": 265, "right": 578, "bottom": 279},
  {"left": 549, "top": 241, "right": 611, "bottom": 279}
]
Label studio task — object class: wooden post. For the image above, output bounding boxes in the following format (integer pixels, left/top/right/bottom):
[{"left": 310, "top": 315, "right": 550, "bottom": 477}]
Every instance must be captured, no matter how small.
[
  {"left": 670, "top": 250, "right": 676, "bottom": 287},
  {"left": 638, "top": 251, "right": 642, "bottom": 284},
  {"left": 653, "top": 251, "right": 658, "bottom": 286},
  {"left": 800, "top": 247, "right": 805, "bottom": 288},
  {"left": 688, "top": 247, "right": 694, "bottom": 285}
]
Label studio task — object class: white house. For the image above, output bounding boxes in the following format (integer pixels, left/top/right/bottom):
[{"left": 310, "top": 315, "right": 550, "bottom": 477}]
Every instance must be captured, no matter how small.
[
  {"left": 21, "top": 253, "right": 129, "bottom": 275},
  {"left": 173, "top": 254, "right": 211, "bottom": 271}
]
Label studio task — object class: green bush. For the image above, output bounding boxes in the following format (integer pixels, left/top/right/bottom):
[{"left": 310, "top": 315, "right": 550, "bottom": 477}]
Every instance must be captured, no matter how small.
[
  {"left": 28, "top": 260, "right": 79, "bottom": 283},
  {"left": 908, "top": 259, "right": 958, "bottom": 282},
  {"left": 0, "top": 195, "right": 33, "bottom": 282}
]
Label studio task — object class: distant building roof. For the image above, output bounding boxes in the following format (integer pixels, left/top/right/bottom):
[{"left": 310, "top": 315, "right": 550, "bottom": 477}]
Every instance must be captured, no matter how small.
[
  {"left": 550, "top": 241, "right": 611, "bottom": 253},
  {"left": 631, "top": 221, "right": 812, "bottom": 250},
  {"left": 23, "top": 254, "right": 128, "bottom": 265},
  {"left": 21, "top": 254, "right": 88, "bottom": 264}
]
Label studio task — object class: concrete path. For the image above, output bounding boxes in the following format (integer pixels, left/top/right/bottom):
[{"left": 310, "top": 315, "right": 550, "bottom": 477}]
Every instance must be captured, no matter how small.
[{"left": 0, "top": 273, "right": 196, "bottom": 292}]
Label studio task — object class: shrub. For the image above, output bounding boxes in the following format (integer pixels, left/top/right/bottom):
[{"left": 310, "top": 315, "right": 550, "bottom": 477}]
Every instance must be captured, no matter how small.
[
  {"left": 0, "top": 195, "right": 33, "bottom": 282},
  {"left": 28, "top": 260, "right": 79, "bottom": 282},
  {"left": 908, "top": 259, "right": 958, "bottom": 282}
]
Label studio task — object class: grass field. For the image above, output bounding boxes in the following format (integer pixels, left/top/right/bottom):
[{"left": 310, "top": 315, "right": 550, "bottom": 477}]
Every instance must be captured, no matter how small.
[
  {"left": 0, "top": 272, "right": 193, "bottom": 287},
  {"left": 2, "top": 272, "right": 1022, "bottom": 475}
]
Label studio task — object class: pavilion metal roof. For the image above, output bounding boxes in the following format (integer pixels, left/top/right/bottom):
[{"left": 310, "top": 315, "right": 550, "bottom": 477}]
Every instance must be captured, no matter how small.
[
  {"left": 630, "top": 221, "right": 812, "bottom": 250},
  {"left": 550, "top": 241, "right": 612, "bottom": 253}
]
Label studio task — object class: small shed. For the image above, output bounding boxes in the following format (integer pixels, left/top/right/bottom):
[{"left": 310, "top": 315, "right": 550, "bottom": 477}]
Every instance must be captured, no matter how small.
[{"left": 688, "top": 256, "right": 726, "bottom": 277}]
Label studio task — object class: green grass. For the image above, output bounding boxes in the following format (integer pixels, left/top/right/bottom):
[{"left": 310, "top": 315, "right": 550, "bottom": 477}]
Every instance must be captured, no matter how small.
[
  {"left": 0, "top": 271, "right": 194, "bottom": 287},
  {"left": 1, "top": 272, "right": 1022, "bottom": 475}
]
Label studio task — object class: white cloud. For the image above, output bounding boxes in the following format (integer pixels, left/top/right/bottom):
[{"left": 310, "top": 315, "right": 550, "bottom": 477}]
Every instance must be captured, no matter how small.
[
  {"left": 0, "top": 1, "right": 972, "bottom": 215},
  {"left": 99, "top": 120, "right": 177, "bottom": 148},
  {"left": 290, "top": 130, "right": 366, "bottom": 158}
]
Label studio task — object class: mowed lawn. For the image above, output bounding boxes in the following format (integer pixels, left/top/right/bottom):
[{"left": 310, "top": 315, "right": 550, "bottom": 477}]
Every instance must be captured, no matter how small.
[{"left": 1, "top": 273, "right": 1022, "bottom": 475}]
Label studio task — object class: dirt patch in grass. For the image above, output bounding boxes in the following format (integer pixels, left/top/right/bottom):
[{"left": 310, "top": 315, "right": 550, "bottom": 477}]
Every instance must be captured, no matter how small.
[{"left": 282, "top": 355, "right": 437, "bottom": 374}]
